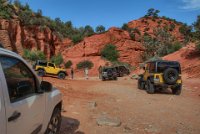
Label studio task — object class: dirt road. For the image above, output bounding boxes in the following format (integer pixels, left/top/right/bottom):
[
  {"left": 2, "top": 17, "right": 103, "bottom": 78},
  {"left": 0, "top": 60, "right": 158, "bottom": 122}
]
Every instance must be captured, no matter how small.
[{"left": 44, "top": 77, "right": 200, "bottom": 134}]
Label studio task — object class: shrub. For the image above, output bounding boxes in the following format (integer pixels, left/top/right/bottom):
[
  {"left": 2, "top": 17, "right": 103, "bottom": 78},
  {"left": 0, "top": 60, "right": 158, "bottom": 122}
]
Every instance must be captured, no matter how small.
[
  {"left": 196, "top": 42, "right": 200, "bottom": 51},
  {"left": 169, "top": 23, "right": 175, "bottom": 31},
  {"left": 71, "top": 34, "right": 83, "bottom": 44},
  {"left": 76, "top": 60, "right": 94, "bottom": 69},
  {"left": 130, "top": 33, "right": 135, "bottom": 40},
  {"left": 101, "top": 44, "right": 119, "bottom": 62},
  {"left": 121, "top": 23, "right": 129, "bottom": 31},
  {"left": 95, "top": 25, "right": 106, "bottom": 33},
  {"left": 168, "top": 42, "right": 182, "bottom": 54},
  {"left": 65, "top": 60, "right": 72, "bottom": 68},
  {"left": 23, "top": 49, "right": 46, "bottom": 61},
  {"left": 50, "top": 53, "right": 63, "bottom": 66}
]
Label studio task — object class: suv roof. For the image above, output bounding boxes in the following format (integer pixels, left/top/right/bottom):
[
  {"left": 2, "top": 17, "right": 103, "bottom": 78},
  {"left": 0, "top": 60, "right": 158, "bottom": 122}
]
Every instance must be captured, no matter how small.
[{"left": 0, "top": 48, "right": 19, "bottom": 57}]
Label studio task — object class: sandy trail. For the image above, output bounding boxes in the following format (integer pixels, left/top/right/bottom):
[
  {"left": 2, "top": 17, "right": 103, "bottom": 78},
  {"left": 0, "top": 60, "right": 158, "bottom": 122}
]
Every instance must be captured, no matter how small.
[{"left": 44, "top": 77, "right": 200, "bottom": 134}]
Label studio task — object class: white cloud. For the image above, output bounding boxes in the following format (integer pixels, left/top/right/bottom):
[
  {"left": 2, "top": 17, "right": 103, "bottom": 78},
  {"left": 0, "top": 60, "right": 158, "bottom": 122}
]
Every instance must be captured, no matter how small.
[{"left": 180, "top": 0, "right": 200, "bottom": 10}]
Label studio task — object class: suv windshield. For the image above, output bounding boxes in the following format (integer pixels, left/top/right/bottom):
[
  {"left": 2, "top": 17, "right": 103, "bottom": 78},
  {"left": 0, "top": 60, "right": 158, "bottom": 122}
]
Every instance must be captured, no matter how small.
[{"left": 157, "top": 62, "right": 181, "bottom": 73}]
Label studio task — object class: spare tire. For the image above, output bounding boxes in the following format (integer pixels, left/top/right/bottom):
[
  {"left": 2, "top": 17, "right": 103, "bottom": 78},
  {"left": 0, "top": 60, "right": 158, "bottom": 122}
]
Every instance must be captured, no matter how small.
[
  {"left": 107, "top": 69, "right": 113, "bottom": 77},
  {"left": 163, "top": 68, "right": 179, "bottom": 85}
]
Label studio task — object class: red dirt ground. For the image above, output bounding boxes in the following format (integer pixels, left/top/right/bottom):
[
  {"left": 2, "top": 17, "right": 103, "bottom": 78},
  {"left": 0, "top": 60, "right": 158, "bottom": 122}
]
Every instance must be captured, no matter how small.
[{"left": 43, "top": 76, "right": 200, "bottom": 134}]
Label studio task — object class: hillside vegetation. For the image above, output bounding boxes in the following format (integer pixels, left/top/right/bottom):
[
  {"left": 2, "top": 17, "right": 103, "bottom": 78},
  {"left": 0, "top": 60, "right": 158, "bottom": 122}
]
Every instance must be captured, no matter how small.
[{"left": 0, "top": 0, "right": 200, "bottom": 75}]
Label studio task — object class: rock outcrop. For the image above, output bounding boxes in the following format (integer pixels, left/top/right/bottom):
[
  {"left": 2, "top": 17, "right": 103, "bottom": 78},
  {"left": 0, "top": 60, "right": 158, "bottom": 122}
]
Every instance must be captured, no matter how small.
[
  {"left": 62, "top": 27, "right": 145, "bottom": 76},
  {"left": 163, "top": 43, "right": 200, "bottom": 78},
  {"left": 0, "top": 19, "right": 72, "bottom": 58},
  {"left": 0, "top": 17, "right": 186, "bottom": 76},
  {"left": 128, "top": 17, "right": 184, "bottom": 41}
]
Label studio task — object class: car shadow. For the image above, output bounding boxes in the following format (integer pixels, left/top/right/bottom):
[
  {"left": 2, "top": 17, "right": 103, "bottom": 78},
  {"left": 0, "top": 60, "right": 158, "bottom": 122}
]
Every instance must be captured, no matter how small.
[
  {"left": 60, "top": 116, "right": 84, "bottom": 134},
  {"left": 140, "top": 88, "right": 173, "bottom": 95},
  {"left": 155, "top": 88, "right": 173, "bottom": 95}
]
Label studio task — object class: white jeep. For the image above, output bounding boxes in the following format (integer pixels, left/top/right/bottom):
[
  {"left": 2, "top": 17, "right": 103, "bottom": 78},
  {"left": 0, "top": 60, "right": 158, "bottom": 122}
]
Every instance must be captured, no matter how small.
[{"left": 0, "top": 48, "right": 62, "bottom": 134}]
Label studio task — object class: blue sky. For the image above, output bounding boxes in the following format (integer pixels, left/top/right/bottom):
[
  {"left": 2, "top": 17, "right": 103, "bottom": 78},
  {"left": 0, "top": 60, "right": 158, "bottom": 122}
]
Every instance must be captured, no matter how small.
[{"left": 19, "top": 0, "right": 200, "bottom": 29}]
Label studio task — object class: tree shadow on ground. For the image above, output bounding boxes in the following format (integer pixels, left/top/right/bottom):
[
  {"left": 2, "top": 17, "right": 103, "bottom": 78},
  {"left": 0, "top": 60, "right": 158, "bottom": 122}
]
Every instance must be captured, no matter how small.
[{"left": 60, "top": 116, "right": 84, "bottom": 134}]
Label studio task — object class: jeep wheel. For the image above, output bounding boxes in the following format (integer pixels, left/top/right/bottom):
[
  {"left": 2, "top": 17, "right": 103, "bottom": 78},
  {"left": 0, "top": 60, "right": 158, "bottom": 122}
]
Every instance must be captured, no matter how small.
[
  {"left": 163, "top": 68, "right": 179, "bottom": 85},
  {"left": 58, "top": 72, "right": 66, "bottom": 79},
  {"left": 172, "top": 84, "right": 182, "bottom": 95},
  {"left": 45, "top": 108, "right": 61, "bottom": 134},
  {"left": 146, "top": 80, "right": 155, "bottom": 94},
  {"left": 138, "top": 78, "right": 145, "bottom": 90},
  {"left": 38, "top": 69, "right": 45, "bottom": 77},
  {"left": 113, "top": 77, "right": 117, "bottom": 80}
]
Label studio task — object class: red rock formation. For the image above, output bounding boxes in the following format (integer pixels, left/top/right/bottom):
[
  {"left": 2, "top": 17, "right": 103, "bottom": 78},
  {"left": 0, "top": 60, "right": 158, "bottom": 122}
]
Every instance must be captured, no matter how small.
[
  {"left": 128, "top": 17, "right": 184, "bottom": 41},
  {"left": 0, "top": 17, "right": 186, "bottom": 77},
  {"left": 62, "top": 27, "right": 145, "bottom": 76},
  {"left": 0, "top": 19, "right": 71, "bottom": 58},
  {"left": 163, "top": 43, "right": 200, "bottom": 78}
]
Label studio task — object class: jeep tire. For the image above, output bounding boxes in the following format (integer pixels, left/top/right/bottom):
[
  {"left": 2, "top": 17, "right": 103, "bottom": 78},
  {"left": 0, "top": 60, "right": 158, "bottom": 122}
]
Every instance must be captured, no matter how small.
[
  {"left": 58, "top": 72, "right": 66, "bottom": 79},
  {"left": 45, "top": 108, "right": 61, "bottom": 134},
  {"left": 38, "top": 69, "right": 45, "bottom": 77},
  {"left": 146, "top": 80, "right": 155, "bottom": 94},
  {"left": 138, "top": 78, "right": 145, "bottom": 90},
  {"left": 172, "top": 84, "right": 182, "bottom": 95},
  {"left": 163, "top": 68, "right": 179, "bottom": 85}
]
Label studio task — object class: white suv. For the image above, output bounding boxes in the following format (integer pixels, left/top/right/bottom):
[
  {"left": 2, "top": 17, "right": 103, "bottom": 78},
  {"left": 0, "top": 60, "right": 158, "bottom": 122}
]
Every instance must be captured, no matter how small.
[{"left": 0, "top": 48, "right": 62, "bottom": 134}]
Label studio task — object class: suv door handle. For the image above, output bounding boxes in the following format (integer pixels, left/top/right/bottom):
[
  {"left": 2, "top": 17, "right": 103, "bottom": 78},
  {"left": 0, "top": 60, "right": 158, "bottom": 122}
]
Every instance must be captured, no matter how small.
[{"left": 8, "top": 111, "right": 21, "bottom": 122}]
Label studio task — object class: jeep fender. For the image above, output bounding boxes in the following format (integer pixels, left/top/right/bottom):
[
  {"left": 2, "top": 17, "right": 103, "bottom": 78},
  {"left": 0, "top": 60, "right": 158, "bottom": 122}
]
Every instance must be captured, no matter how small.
[
  {"left": 36, "top": 68, "right": 45, "bottom": 72},
  {"left": 41, "top": 88, "right": 62, "bottom": 133}
]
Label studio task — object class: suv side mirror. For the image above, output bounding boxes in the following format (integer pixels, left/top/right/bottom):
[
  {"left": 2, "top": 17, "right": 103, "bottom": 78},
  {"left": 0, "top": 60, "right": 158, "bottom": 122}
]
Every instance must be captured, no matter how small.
[{"left": 40, "top": 81, "right": 52, "bottom": 92}]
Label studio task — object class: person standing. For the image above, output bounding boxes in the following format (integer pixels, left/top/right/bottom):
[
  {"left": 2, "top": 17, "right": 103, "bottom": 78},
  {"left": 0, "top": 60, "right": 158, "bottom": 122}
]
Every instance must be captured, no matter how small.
[
  {"left": 84, "top": 67, "right": 89, "bottom": 80},
  {"left": 71, "top": 67, "right": 74, "bottom": 79}
]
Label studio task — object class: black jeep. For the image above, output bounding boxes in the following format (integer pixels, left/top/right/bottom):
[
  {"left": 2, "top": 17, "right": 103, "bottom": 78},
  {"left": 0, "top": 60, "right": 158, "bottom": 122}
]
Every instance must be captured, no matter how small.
[{"left": 99, "top": 67, "right": 118, "bottom": 81}]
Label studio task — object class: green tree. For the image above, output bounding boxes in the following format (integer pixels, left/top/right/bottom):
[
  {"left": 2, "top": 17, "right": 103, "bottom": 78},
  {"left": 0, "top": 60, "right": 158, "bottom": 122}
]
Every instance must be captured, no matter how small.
[
  {"left": 101, "top": 44, "right": 119, "bottom": 62},
  {"left": 121, "top": 23, "right": 129, "bottom": 31},
  {"left": 145, "top": 8, "right": 160, "bottom": 18},
  {"left": 76, "top": 60, "right": 94, "bottom": 69},
  {"left": 65, "top": 60, "right": 72, "bottom": 68},
  {"left": 84, "top": 25, "right": 94, "bottom": 37},
  {"left": 50, "top": 53, "right": 63, "bottom": 66},
  {"left": 95, "top": 25, "right": 106, "bottom": 33},
  {"left": 23, "top": 49, "right": 46, "bottom": 61}
]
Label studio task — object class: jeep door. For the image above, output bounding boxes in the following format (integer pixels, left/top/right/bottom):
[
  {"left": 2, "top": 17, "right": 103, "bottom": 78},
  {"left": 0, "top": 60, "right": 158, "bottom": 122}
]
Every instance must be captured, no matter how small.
[
  {"left": 0, "top": 79, "right": 6, "bottom": 134},
  {"left": 46, "top": 63, "right": 57, "bottom": 74},
  {"left": 0, "top": 56, "right": 45, "bottom": 134}
]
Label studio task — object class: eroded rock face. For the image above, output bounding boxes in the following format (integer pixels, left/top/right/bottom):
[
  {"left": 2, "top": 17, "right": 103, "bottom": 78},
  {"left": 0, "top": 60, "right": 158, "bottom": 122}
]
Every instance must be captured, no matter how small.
[
  {"left": 62, "top": 27, "right": 145, "bottom": 76},
  {"left": 0, "top": 19, "right": 71, "bottom": 58},
  {"left": 128, "top": 17, "right": 184, "bottom": 41},
  {"left": 163, "top": 43, "right": 200, "bottom": 78},
  {"left": 1, "top": 17, "right": 186, "bottom": 76}
]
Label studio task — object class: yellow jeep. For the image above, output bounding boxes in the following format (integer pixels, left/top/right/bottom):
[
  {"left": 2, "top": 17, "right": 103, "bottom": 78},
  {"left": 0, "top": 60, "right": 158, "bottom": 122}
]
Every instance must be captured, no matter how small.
[
  {"left": 33, "top": 60, "right": 67, "bottom": 79},
  {"left": 138, "top": 60, "right": 182, "bottom": 95}
]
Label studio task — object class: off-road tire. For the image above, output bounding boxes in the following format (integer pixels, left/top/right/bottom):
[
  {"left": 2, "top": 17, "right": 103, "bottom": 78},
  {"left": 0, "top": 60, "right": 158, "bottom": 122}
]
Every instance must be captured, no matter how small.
[
  {"left": 45, "top": 108, "right": 61, "bottom": 134},
  {"left": 113, "top": 77, "right": 118, "bottom": 80},
  {"left": 138, "top": 78, "right": 145, "bottom": 90},
  {"left": 163, "top": 68, "right": 179, "bottom": 85},
  {"left": 107, "top": 69, "right": 113, "bottom": 77},
  {"left": 58, "top": 72, "right": 66, "bottom": 79},
  {"left": 38, "top": 69, "right": 45, "bottom": 77},
  {"left": 102, "top": 77, "right": 105, "bottom": 81},
  {"left": 172, "top": 84, "right": 182, "bottom": 95},
  {"left": 146, "top": 80, "right": 155, "bottom": 94}
]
